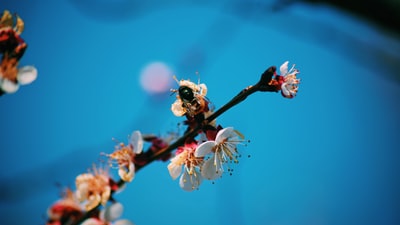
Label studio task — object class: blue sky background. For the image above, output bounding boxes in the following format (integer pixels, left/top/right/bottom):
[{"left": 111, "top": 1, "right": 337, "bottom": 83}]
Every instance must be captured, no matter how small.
[{"left": 1, "top": 1, "right": 399, "bottom": 225}]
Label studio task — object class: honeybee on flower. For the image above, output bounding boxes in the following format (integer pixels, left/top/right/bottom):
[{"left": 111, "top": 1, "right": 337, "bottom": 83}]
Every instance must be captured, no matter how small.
[
  {"left": 167, "top": 141, "right": 204, "bottom": 191},
  {"left": 103, "top": 130, "right": 144, "bottom": 182},
  {"left": 195, "top": 127, "right": 247, "bottom": 180},
  {"left": 170, "top": 76, "right": 213, "bottom": 118},
  {"left": 75, "top": 166, "right": 115, "bottom": 211}
]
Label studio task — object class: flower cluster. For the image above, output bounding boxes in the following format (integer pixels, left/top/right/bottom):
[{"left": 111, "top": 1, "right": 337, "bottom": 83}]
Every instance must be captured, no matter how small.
[
  {"left": 0, "top": 10, "right": 37, "bottom": 95},
  {"left": 167, "top": 76, "right": 249, "bottom": 191},
  {"left": 46, "top": 165, "right": 130, "bottom": 225},
  {"left": 45, "top": 61, "right": 301, "bottom": 224},
  {"left": 167, "top": 127, "right": 247, "bottom": 191},
  {"left": 7, "top": 6, "right": 303, "bottom": 221}
]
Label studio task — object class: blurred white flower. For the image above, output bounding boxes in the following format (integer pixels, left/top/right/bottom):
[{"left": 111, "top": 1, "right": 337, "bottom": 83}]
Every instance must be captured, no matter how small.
[
  {"left": 75, "top": 166, "right": 111, "bottom": 211},
  {"left": 0, "top": 58, "right": 37, "bottom": 94},
  {"left": 81, "top": 202, "right": 135, "bottom": 225}
]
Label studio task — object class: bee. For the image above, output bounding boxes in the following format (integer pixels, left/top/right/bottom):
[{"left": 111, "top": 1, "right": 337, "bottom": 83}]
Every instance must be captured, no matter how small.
[{"left": 171, "top": 76, "right": 213, "bottom": 118}]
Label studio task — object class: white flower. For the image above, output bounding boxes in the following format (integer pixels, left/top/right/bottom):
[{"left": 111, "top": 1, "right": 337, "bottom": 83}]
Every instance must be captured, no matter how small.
[
  {"left": 105, "top": 131, "right": 143, "bottom": 182},
  {"left": 75, "top": 167, "right": 111, "bottom": 211},
  {"left": 167, "top": 142, "right": 203, "bottom": 191},
  {"left": 81, "top": 202, "right": 135, "bottom": 225},
  {"left": 0, "top": 64, "right": 37, "bottom": 94},
  {"left": 279, "top": 61, "right": 300, "bottom": 98},
  {"left": 194, "top": 127, "right": 246, "bottom": 180}
]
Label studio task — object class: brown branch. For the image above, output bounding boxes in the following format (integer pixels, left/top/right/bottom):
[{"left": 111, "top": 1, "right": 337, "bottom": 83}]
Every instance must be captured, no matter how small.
[
  {"left": 136, "top": 65, "right": 277, "bottom": 170},
  {"left": 69, "top": 65, "right": 277, "bottom": 225}
]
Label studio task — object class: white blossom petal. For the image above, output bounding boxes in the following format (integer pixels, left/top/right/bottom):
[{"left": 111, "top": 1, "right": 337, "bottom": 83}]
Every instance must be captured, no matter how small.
[
  {"left": 17, "top": 65, "right": 37, "bottom": 85},
  {"left": 0, "top": 78, "right": 19, "bottom": 93},
  {"left": 281, "top": 84, "right": 292, "bottom": 98},
  {"left": 118, "top": 162, "right": 135, "bottom": 182},
  {"left": 281, "top": 73, "right": 299, "bottom": 99},
  {"left": 179, "top": 80, "right": 197, "bottom": 91},
  {"left": 280, "top": 61, "right": 289, "bottom": 76},
  {"left": 201, "top": 155, "right": 223, "bottom": 180},
  {"left": 130, "top": 130, "right": 143, "bottom": 154},
  {"left": 215, "top": 127, "right": 236, "bottom": 143},
  {"left": 75, "top": 182, "right": 89, "bottom": 201},
  {"left": 86, "top": 194, "right": 102, "bottom": 211},
  {"left": 167, "top": 161, "right": 182, "bottom": 180},
  {"left": 101, "top": 202, "right": 124, "bottom": 222},
  {"left": 100, "top": 185, "right": 111, "bottom": 206},
  {"left": 194, "top": 141, "right": 215, "bottom": 157},
  {"left": 179, "top": 169, "right": 202, "bottom": 191},
  {"left": 171, "top": 100, "right": 186, "bottom": 116}
]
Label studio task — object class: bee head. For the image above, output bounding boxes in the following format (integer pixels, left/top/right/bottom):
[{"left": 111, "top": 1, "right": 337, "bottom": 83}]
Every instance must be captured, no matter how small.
[{"left": 178, "top": 86, "right": 194, "bottom": 102}]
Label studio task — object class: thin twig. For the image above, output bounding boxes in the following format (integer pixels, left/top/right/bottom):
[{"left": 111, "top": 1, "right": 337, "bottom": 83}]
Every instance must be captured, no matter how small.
[{"left": 69, "top": 66, "right": 277, "bottom": 225}]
